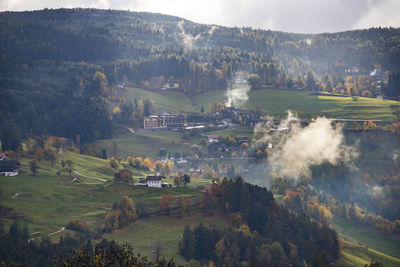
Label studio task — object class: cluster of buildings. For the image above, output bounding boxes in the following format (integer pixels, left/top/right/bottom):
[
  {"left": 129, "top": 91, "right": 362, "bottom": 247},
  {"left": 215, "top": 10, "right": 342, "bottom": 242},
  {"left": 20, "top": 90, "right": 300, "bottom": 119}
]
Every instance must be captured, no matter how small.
[{"left": 143, "top": 112, "right": 187, "bottom": 130}]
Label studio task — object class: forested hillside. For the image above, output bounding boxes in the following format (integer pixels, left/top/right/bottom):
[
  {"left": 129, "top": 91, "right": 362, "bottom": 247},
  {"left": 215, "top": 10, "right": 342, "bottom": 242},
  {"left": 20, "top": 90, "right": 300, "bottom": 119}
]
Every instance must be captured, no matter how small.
[{"left": 1, "top": 8, "right": 400, "bottom": 145}]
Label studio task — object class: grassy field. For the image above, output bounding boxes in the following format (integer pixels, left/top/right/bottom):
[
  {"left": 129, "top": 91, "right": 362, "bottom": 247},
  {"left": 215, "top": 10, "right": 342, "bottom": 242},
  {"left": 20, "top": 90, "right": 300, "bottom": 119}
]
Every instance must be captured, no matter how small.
[
  {"left": 103, "top": 212, "right": 227, "bottom": 262},
  {"left": 97, "top": 131, "right": 193, "bottom": 158},
  {"left": 58, "top": 150, "right": 116, "bottom": 182},
  {"left": 331, "top": 216, "right": 400, "bottom": 266},
  {"left": 334, "top": 241, "right": 400, "bottom": 267},
  {"left": 124, "top": 87, "right": 398, "bottom": 120},
  {"left": 0, "top": 152, "right": 210, "bottom": 237},
  {"left": 246, "top": 89, "right": 398, "bottom": 119},
  {"left": 124, "top": 87, "right": 194, "bottom": 113},
  {"left": 331, "top": 216, "right": 400, "bottom": 258}
]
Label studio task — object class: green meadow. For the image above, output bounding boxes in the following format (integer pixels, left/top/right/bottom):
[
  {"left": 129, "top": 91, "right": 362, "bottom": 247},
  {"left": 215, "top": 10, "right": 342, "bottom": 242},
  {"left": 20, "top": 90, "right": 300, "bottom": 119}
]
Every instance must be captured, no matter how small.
[
  {"left": 124, "top": 87, "right": 398, "bottom": 120},
  {"left": 331, "top": 216, "right": 400, "bottom": 258},
  {"left": 331, "top": 216, "right": 400, "bottom": 266},
  {"left": 97, "top": 131, "right": 193, "bottom": 158},
  {"left": 0, "top": 153, "right": 209, "bottom": 236}
]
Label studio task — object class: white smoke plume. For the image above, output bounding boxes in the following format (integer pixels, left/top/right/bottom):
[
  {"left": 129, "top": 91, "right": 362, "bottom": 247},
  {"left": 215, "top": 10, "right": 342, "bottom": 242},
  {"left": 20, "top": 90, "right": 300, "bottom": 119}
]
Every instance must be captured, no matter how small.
[
  {"left": 208, "top": 25, "right": 218, "bottom": 35},
  {"left": 266, "top": 113, "right": 358, "bottom": 180},
  {"left": 224, "top": 84, "right": 251, "bottom": 107},
  {"left": 177, "top": 21, "right": 216, "bottom": 49},
  {"left": 392, "top": 150, "right": 399, "bottom": 162},
  {"left": 177, "top": 20, "right": 195, "bottom": 49},
  {"left": 369, "top": 185, "right": 384, "bottom": 197}
]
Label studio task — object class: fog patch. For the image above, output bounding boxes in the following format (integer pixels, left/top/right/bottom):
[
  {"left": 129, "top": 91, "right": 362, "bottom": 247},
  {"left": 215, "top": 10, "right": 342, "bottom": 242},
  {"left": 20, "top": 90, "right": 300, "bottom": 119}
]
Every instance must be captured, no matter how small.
[{"left": 267, "top": 113, "right": 358, "bottom": 180}]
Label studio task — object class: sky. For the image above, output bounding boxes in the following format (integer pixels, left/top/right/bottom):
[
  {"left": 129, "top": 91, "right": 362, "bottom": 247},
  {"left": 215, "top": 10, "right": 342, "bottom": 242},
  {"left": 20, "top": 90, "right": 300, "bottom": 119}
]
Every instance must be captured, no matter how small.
[{"left": 1, "top": 0, "right": 399, "bottom": 33}]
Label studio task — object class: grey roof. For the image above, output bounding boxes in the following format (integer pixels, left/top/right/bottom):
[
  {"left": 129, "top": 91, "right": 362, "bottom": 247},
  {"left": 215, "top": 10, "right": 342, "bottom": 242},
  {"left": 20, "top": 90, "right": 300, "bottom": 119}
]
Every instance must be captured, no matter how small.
[
  {"left": 145, "top": 175, "right": 165, "bottom": 181},
  {"left": 0, "top": 160, "right": 20, "bottom": 172}
]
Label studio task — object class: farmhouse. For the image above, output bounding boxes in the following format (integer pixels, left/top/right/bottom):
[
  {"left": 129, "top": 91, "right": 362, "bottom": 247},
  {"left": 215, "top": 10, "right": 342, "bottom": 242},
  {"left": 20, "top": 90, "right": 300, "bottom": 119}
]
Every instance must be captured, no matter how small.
[
  {"left": 145, "top": 175, "right": 166, "bottom": 188},
  {"left": 0, "top": 160, "right": 20, "bottom": 176}
]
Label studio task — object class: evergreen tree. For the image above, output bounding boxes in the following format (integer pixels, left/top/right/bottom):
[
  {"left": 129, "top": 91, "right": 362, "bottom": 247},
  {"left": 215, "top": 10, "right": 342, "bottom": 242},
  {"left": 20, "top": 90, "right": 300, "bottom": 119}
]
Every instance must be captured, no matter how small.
[
  {"left": 306, "top": 71, "right": 316, "bottom": 90},
  {"left": 179, "top": 225, "right": 195, "bottom": 260}
]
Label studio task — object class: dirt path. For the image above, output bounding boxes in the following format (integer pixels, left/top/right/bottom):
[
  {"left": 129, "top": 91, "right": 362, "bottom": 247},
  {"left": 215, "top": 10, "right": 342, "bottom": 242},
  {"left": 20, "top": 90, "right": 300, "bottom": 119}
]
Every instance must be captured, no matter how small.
[
  {"left": 29, "top": 227, "right": 65, "bottom": 242},
  {"left": 71, "top": 169, "right": 107, "bottom": 183},
  {"left": 123, "top": 125, "right": 135, "bottom": 134},
  {"left": 48, "top": 226, "right": 65, "bottom": 236}
]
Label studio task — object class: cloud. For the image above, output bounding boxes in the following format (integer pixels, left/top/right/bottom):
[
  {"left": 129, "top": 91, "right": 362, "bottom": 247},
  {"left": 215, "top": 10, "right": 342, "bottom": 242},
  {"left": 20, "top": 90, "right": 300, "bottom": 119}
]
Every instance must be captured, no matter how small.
[
  {"left": 353, "top": 0, "right": 400, "bottom": 30},
  {"left": 0, "top": 0, "right": 399, "bottom": 33}
]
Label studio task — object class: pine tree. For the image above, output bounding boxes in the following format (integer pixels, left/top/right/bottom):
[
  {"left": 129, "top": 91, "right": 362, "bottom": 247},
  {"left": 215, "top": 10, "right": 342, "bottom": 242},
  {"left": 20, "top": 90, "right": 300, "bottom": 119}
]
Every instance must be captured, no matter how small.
[{"left": 179, "top": 225, "right": 195, "bottom": 260}]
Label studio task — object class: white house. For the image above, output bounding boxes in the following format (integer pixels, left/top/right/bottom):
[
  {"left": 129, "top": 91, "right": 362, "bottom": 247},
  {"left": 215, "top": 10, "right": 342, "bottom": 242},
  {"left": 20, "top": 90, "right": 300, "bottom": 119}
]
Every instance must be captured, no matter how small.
[
  {"left": 0, "top": 160, "right": 20, "bottom": 176},
  {"left": 145, "top": 175, "right": 165, "bottom": 188}
]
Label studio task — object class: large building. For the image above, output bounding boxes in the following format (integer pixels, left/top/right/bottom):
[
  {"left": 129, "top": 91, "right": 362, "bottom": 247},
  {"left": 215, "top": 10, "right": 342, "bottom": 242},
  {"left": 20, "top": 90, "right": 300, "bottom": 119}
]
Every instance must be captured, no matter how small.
[{"left": 144, "top": 112, "right": 186, "bottom": 130}]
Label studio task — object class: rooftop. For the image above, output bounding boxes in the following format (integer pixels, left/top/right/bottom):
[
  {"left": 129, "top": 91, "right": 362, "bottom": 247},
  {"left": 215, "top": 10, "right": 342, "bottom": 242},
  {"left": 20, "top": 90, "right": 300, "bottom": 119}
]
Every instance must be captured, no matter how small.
[{"left": 145, "top": 175, "right": 165, "bottom": 181}]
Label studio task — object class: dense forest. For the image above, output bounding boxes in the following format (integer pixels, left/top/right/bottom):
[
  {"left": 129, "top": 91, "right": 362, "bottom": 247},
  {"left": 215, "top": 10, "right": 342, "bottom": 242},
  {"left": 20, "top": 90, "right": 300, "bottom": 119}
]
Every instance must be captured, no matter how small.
[
  {"left": 1, "top": 8, "right": 400, "bottom": 145},
  {"left": 182, "top": 177, "right": 339, "bottom": 266}
]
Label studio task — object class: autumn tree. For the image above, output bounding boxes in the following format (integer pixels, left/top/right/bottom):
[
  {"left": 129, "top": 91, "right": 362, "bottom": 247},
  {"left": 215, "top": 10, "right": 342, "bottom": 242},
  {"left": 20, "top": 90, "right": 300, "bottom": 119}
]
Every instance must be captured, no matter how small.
[
  {"left": 133, "top": 157, "right": 143, "bottom": 169},
  {"left": 177, "top": 196, "right": 187, "bottom": 218},
  {"left": 114, "top": 169, "right": 133, "bottom": 183},
  {"left": 174, "top": 175, "right": 183, "bottom": 186},
  {"left": 35, "top": 147, "right": 44, "bottom": 162},
  {"left": 209, "top": 101, "right": 226, "bottom": 113},
  {"left": 159, "top": 194, "right": 175, "bottom": 215},
  {"left": 91, "top": 71, "right": 108, "bottom": 96},
  {"left": 363, "top": 120, "right": 377, "bottom": 131},
  {"left": 362, "top": 90, "right": 372, "bottom": 98},
  {"left": 143, "top": 157, "right": 152, "bottom": 170},
  {"left": 44, "top": 148, "right": 56, "bottom": 166},
  {"left": 201, "top": 188, "right": 215, "bottom": 215},
  {"left": 102, "top": 195, "right": 137, "bottom": 232},
  {"left": 110, "top": 157, "right": 118, "bottom": 168}
]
